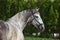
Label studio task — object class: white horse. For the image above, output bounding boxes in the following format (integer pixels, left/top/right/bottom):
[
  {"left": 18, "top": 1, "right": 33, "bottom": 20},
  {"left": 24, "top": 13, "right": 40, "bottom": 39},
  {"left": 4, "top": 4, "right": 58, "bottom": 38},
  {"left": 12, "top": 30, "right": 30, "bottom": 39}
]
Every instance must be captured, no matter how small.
[{"left": 0, "top": 8, "right": 45, "bottom": 40}]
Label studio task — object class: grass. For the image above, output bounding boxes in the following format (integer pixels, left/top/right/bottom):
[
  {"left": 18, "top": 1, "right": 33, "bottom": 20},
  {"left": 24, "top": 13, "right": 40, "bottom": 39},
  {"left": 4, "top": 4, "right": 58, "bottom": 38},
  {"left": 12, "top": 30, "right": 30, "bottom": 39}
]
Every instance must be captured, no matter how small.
[{"left": 25, "top": 36, "right": 59, "bottom": 40}]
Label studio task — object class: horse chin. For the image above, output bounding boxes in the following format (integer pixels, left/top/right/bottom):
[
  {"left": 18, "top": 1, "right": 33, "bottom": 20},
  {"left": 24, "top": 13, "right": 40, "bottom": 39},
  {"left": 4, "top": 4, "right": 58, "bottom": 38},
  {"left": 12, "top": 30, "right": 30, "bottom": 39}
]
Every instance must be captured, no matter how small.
[
  {"left": 38, "top": 26, "right": 45, "bottom": 32},
  {"left": 34, "top": 25, "right": 44, "bottom": 32}
]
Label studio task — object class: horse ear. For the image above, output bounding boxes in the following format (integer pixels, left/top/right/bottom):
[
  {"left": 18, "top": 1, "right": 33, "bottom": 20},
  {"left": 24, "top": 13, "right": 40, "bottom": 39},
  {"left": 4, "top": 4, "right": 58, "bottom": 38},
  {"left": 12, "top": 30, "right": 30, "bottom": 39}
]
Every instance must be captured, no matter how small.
[
  {"left": 32, "top": 8, "right": 39, "bottom": 13},
  {"left": 35, "top": 8, "right": 39, "bottom": 12}
]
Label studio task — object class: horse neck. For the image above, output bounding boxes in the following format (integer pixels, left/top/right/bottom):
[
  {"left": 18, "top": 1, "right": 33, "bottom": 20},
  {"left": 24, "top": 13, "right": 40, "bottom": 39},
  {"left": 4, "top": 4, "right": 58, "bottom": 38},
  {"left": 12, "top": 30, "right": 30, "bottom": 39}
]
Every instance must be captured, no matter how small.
[{"left": 6, "top": 12, "right": 28, "bottom": 31}]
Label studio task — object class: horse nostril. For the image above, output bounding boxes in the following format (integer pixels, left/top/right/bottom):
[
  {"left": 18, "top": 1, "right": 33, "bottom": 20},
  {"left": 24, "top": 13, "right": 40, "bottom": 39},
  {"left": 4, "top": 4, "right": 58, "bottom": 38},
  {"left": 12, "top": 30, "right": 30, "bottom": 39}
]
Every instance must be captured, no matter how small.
[
  {"left": 41, "top": 27, "right": 43, "bottom": 30},
  {"left": 39, "top": 25, "right": 45, "bottom": 32},
  {"left": 39, "top": 26, "right": 43, "bottom": 30},
  {"left": 37, "top": 24, "right": 45, "bottom": 32}
]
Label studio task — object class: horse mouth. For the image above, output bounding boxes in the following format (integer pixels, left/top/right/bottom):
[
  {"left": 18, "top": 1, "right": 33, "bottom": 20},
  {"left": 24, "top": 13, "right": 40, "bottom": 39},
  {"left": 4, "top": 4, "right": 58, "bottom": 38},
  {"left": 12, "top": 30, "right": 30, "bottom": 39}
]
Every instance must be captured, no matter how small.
[{"left": 37, "top": 24, "right": 45, "bottom": 32}]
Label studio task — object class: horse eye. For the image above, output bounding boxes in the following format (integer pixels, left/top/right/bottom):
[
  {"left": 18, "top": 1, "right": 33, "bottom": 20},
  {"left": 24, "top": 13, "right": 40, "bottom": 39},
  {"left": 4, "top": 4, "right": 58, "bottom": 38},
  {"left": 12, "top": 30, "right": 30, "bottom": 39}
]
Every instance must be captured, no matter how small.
[{"left": 35, "top": 16, "right": 38, "bottom": 18}]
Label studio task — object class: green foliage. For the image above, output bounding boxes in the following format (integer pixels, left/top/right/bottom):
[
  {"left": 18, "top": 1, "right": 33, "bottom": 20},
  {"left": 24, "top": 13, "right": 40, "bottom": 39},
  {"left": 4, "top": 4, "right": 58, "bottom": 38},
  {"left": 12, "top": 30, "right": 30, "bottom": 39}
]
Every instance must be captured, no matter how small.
[{"left": 0, "top": 0, "right": 60, "bottom": 38}]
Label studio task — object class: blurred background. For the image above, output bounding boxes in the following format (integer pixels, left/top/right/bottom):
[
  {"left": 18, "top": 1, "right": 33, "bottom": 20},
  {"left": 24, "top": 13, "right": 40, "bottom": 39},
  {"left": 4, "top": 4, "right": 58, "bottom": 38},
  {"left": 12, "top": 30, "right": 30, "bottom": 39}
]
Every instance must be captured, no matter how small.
[{"left": 0, "top": 0, "right": 60, "bottom": 40}]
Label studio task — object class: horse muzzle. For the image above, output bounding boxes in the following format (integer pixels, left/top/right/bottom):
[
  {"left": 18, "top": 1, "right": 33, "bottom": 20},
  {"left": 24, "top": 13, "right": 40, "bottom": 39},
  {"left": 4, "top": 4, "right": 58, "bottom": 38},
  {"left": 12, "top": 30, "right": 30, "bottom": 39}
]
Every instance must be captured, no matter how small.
[{"left": 37, "top": 24, "right": 45, "bottom": 32}]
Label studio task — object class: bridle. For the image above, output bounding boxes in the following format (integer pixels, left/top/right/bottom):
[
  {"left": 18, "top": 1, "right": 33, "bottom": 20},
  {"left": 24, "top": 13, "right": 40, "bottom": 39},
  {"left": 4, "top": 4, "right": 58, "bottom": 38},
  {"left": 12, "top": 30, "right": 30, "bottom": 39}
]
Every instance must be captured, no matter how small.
[{"left": 29, "top": 10, "right": 43, "bottom": 30}]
